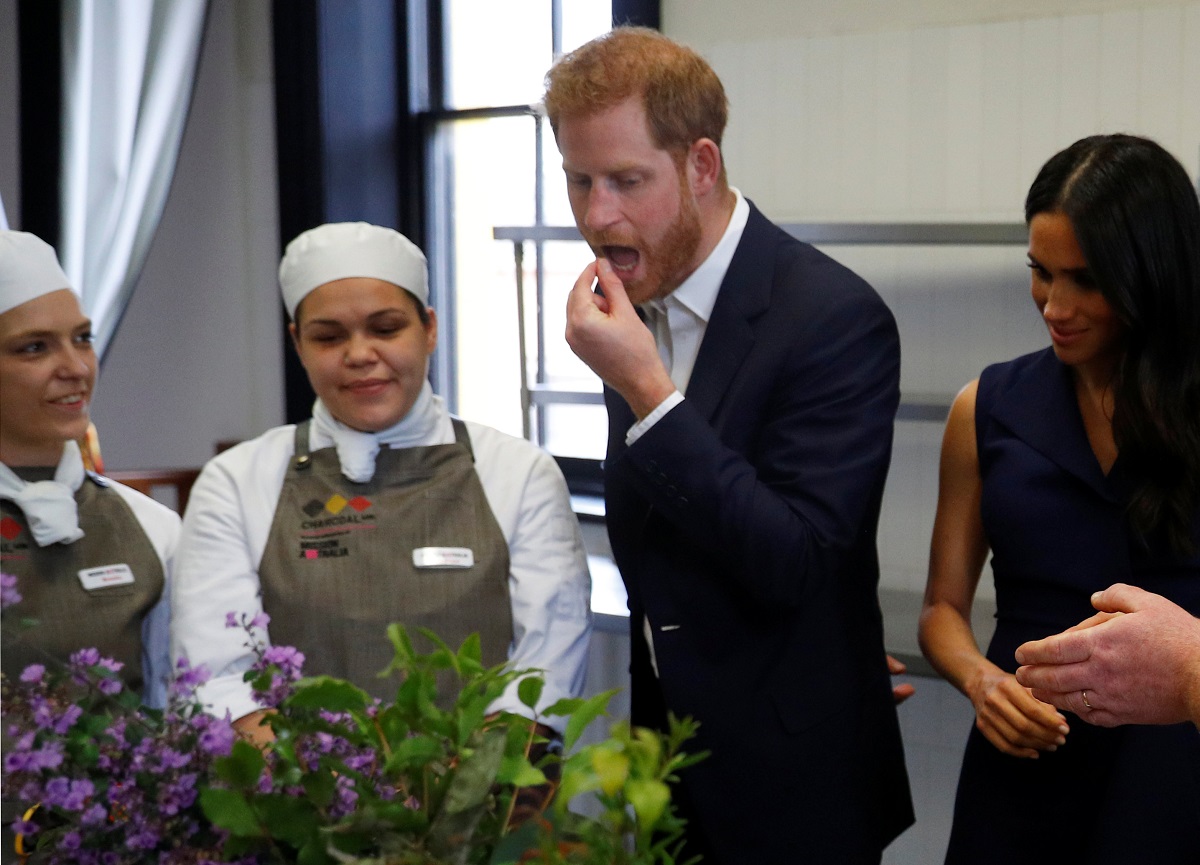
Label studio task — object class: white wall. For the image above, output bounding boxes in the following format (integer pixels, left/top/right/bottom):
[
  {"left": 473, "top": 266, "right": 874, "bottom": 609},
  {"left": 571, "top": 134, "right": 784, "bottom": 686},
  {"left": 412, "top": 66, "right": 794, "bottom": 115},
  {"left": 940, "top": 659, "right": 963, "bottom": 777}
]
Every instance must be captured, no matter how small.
[
  {"left": 668, "top": 0, "right": 1199, "bottom": 221},
  {"left": 664, "top": 0, "right": 1200, "bottom": 597},
  {"left": 86, "top": 0, "right": 284, "bottom": 470}
]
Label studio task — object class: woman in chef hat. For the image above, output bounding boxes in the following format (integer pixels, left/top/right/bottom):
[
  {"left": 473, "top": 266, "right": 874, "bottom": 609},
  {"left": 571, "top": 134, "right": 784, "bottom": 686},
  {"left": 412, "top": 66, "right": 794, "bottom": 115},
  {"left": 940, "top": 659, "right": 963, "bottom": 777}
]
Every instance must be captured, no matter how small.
[
  {"left": 172, "top": 222, "right": 591, "bottom": 745},
  {"left": 0, "top": 230, "right": 177, "bottom": 707}
]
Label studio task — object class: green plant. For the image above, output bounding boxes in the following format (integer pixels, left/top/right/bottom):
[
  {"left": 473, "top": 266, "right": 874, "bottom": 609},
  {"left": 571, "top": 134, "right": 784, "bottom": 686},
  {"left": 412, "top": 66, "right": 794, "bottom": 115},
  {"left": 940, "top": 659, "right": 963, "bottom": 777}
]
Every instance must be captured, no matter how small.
[
  {"left": 202, "top": 623, "right": 704, "bottom": 865},
  {"left": 3, "top": 568, "right": 701, "bottom": 865}
]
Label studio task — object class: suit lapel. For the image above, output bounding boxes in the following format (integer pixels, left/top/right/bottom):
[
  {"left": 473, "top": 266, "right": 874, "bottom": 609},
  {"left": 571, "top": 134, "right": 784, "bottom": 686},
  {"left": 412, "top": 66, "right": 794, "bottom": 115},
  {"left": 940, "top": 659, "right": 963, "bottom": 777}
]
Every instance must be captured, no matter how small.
[
  {"left": 685, "top": 203, "right": 775, "bottom": 422},
  {"left": 987, "top": 349, "right": 1117, "bottom": 501}
]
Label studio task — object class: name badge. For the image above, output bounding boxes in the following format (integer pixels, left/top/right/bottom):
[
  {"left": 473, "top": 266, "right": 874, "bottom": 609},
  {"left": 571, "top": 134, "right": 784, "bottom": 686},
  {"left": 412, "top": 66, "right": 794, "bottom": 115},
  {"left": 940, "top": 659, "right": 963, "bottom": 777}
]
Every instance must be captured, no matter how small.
[
  {"left": 78, "top": 564, "right": 135, "bottom": 591},
  {"left": 412, "top": 547, "right": 475, "bottom": 569}
]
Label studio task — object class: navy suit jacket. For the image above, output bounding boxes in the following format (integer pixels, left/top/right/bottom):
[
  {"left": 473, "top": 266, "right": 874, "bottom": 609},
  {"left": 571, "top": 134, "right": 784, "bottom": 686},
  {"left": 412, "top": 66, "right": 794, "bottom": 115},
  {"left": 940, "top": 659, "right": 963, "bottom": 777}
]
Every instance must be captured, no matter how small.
[{"left": 604, "top": 203, "right": 914, "bottom": 863}]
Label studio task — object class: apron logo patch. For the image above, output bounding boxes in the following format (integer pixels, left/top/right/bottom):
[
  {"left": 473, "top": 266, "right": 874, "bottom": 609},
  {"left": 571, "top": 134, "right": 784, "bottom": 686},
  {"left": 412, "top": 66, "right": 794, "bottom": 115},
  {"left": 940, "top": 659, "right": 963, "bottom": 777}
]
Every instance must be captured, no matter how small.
[
  {"left": 302, "top": 494, "right": 374, "bottom": 517},
  {"left": 297, "top": 493, "right": 377, "bottom": 558},
  {"left": 298, "top": 539, "right": 350, "bottom": 559},
  {"left": 1, "top": 517, "right": 22, "bottom": 540}
]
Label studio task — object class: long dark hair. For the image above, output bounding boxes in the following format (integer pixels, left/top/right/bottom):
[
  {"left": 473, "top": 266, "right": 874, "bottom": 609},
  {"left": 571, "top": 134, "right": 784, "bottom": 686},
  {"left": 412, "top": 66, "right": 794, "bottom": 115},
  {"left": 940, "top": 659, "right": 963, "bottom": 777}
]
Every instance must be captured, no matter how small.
[{"left": 1025, "top": 134, "right": 1200, "bottom": 554}]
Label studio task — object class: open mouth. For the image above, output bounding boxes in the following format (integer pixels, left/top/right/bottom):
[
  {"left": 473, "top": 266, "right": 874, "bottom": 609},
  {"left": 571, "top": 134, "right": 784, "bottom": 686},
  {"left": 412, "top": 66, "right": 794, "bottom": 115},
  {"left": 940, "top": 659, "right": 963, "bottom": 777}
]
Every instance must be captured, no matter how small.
[{"left": 602, "top": 245, "right": 639, "bottom": 273}]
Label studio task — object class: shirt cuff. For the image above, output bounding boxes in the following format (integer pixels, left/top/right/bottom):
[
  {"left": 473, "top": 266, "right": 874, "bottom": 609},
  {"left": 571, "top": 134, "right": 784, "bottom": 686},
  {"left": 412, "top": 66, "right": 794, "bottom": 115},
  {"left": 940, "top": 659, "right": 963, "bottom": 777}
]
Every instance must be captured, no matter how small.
[{"left": 625, "top": 390, "right": 684, "bottom": 446}]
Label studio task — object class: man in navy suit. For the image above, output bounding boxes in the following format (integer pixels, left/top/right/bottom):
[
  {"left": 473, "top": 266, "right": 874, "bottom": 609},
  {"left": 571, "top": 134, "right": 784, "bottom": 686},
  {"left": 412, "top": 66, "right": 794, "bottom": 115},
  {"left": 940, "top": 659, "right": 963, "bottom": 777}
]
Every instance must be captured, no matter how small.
[{"left": 546, "top": 27, "right": 914, "bottom": 864}]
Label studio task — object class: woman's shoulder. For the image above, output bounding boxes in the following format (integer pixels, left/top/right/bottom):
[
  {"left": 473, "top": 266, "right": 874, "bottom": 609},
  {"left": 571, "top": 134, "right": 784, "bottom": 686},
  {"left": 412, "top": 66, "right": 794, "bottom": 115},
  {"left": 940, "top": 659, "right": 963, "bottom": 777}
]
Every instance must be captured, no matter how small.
[
  {"left": 97, "top": 476, "right": 182, "bottom": 546},
  {"left": 459, "top": 420, "right": 547, "bottom": 461},
  {"left": 100, "top": 475, "right": 179, "bottom": 516},
  {"left": 977, "top": 347, "right": 1057, "bottom": 408},
  {"left": 458, "top": 420, "right": 566, "bottom": 491},
  {"left": 203, "top": 425, "right": 298, "bottom": 474}
]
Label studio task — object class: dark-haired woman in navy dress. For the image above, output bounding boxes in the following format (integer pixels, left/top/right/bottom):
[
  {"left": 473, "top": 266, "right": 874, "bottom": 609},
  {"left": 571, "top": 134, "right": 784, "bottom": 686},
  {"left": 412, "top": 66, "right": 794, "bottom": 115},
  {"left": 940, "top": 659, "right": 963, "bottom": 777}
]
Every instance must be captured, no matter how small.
[{"left": 919, "top": 134, "right": 1200, "bottom": 864}]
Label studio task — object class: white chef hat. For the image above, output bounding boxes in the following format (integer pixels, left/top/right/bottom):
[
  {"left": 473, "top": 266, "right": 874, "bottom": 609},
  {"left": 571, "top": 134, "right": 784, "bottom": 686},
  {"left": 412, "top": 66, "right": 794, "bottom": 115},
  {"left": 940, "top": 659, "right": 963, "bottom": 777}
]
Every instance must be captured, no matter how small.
[
  {"left": 0, "top": 230, "right": 77, "bottom": 316},
  {"left": 278, "top": 222, "right": 428, "bottom": 319}
]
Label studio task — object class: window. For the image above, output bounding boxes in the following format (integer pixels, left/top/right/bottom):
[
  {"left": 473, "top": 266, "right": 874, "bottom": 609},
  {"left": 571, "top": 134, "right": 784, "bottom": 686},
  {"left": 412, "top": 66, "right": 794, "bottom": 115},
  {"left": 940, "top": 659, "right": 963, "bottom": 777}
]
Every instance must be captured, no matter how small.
[{"left": 423, "top": 1, "right": 613, "bottom": 460}]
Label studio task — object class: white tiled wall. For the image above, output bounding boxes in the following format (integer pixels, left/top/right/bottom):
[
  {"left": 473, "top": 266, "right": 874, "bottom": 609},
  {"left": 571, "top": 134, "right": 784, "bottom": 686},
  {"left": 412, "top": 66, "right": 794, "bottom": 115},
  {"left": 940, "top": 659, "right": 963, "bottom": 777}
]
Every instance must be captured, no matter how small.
[
  {"left": 665, "top": 1, "right": 1200, "bottom": 599},
  {"left": 679, "top": 3, "right": 1199, "bottom": 221}
]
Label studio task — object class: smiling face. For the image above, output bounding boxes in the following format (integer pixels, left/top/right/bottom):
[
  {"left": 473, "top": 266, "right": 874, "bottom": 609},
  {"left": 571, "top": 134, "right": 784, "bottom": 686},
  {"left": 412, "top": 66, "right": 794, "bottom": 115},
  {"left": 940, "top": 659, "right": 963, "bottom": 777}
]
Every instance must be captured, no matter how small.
[
  {"left": 1028, "top": 211, "right": 1125, "bottom": 375},
  {"left": 291, "top": 277, "right": 437, "bottom": 433},
  {"left": 0, "top": 289, "right": 97, "bottom": 466},
  {"left": 557, "top": 97, "right": 703, "bottom": 305}
]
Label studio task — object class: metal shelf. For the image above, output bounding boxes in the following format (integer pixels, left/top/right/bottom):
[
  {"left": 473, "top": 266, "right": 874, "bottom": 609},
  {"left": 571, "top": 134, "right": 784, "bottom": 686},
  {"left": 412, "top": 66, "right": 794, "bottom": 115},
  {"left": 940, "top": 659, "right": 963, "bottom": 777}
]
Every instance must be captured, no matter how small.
[
  {"left": 495, "top": 221, "right": 1025, "bottom": 437},
  {"left": 495, "top": 221, "right": 1027, "bottom": 246}
]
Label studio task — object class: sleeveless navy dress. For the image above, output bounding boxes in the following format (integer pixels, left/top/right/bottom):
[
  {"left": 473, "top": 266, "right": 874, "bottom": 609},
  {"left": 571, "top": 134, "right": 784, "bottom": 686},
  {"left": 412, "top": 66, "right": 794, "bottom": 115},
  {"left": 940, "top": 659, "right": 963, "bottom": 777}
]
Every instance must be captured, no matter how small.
[{"left": 944, "top": 348, "right": 1200, "bottom": 865}]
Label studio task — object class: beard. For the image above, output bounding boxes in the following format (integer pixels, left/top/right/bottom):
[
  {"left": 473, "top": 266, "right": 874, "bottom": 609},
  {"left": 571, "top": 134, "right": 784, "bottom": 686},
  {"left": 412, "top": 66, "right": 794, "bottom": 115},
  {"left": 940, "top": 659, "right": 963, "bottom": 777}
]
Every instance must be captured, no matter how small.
[{"left": 582, "top": 179, "right": 703, "bottom": 306}]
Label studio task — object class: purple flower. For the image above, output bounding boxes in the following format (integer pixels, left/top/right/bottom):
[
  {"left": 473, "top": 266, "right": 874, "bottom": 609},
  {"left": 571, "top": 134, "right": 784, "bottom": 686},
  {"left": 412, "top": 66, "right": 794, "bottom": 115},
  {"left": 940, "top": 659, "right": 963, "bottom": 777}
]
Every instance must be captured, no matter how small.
[
  {"left": 0, "top": 571, "right": 21, "bottom": 609},
  {"left": 11, "top": 817, "right": 38, "bottom": 836},
  {"left": 4, "top": 751, "right": 33, "bottom": 772},
  {"left": 328, "top": 774, "right": 359, "bottom": 819},
  {"left": 197, "top": 722, "right": 235, "bottom": 756},
  {"left": 156, "top": 747, "right": 192, "bottom": 771},
  {"left": 224, "top": 611, "right": 240, "bottom": 629},
  {"left": 249, "top": 611, "right": 271, "bottom": 629},
  {"left": 69, "top": 647, "right": 101, "bottom": 668},
  {"left": 159, "top": 773, "right": 199, "bottom": 815},
  {"left": 57, "top": 830, "right": 82, "bottom": 851},
  {"left": 126, "top": 825, "right": 160, "bottom": 850},
  {"left": 252, "top": 644, "right": 306, "bottom": 706},
  {"left": 262, "top": 645, "right": 305, "bottom": 670},
  {"left": 96, "top": 657, "right": 124, "bottom": 674},
  {"left": 19, "top": 664, "right": 45, "bottom": 683},
  {"left": 80, "top": 803, "right": 107, "bottom": 826},
  {"left": 171, "top": 657, "right": 212, "bottom": 691},
  {"left": 65, "top": 779, "right": 94, "bottom": 810},
  {"left": 31, "top": 742, "right": 64, "bottom": 770},
  {"left": 343, "top": 752, "right": 376, "bottom": 773},
  {"left": 376, "top": 783, "right": 398, "bottom": 801},
  {"left": 33, "top": 700, "right": 56, "bottom": 731},
  {"left": 43, "top": 776, "right": 72, "bottom": 807},
  {"left": 53, "top": 703, "right": 84, "bottom": 735},
  {"left": 17, "top": 781, "right": 40, "bottom": 802},
  {"left": 96, "top": 676, "right": 123, "bottom": 696}
]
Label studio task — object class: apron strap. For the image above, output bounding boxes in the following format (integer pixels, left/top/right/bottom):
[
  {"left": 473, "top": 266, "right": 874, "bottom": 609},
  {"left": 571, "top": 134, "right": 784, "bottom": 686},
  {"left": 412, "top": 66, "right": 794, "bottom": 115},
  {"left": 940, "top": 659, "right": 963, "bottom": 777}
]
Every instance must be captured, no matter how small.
[
  {"left": 292, "top": 420, "right": 314, "bottom": 470},
  {"left": 450, "top": 417, "right": 474, "bottom": 462}
]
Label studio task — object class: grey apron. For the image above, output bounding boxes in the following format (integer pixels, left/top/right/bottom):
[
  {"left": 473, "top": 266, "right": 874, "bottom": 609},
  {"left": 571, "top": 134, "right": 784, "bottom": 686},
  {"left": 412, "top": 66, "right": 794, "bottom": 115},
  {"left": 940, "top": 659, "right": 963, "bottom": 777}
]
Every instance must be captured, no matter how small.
[
  {"left": 2, "top": 473, "right": 165, "bottom": 863},
  {"left": 257, "top": 419, "right": 513, "bottom": 702},
  {"left": 0, "top": 471, "right": 164, "bottom": 695}
]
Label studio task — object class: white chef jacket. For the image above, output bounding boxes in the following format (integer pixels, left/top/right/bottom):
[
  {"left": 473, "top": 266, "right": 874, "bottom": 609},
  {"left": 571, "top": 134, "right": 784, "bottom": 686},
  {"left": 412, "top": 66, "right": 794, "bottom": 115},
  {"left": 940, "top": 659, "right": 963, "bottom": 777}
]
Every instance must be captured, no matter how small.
[
  {"left": 170, "top": 416, "right": 592, "bottom": 732},
  {"left": 106, "top": 481, "right": 179, "bottom": 709}
]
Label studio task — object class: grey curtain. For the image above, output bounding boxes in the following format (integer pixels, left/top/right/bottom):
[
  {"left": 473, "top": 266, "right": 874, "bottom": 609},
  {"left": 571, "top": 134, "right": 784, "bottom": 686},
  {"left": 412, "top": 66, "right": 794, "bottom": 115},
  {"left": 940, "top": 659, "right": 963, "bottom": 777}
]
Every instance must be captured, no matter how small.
[{"left": 58, "top": 0, "right": 208, "bottom": 357}]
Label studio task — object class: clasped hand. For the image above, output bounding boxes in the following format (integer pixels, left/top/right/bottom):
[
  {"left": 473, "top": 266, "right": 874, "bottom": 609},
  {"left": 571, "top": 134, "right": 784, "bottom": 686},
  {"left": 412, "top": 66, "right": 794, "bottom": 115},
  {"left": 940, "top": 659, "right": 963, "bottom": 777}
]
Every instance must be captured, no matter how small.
[{"left": 967, "top": 663, "right": 1070, "bottom": 759}]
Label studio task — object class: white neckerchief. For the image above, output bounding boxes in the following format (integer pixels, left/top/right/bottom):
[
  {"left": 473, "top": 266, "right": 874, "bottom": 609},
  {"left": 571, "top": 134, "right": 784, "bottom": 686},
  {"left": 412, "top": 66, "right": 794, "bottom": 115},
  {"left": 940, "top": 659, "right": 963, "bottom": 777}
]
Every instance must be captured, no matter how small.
[
  {"left": 309, "top": 381, "right": 455, "bottom": 483},
  {"left": 0, "top": 441, "right": 87, "bottom": 546}
]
